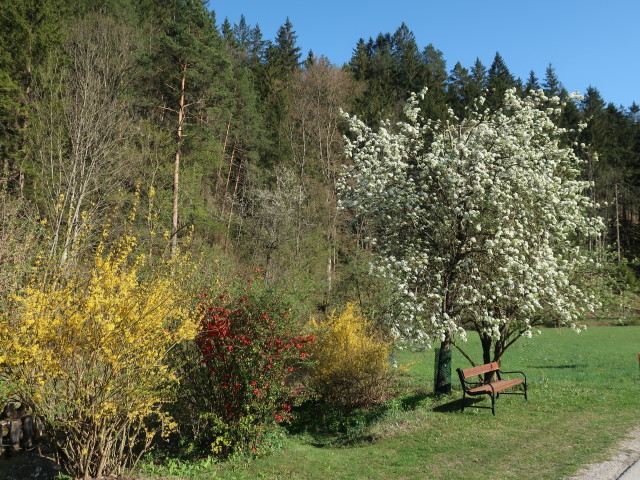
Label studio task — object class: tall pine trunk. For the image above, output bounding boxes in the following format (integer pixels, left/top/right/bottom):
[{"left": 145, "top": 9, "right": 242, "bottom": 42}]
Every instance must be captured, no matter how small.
[{"left": 171, "top": 67, "right": 187, "bottom": 258}]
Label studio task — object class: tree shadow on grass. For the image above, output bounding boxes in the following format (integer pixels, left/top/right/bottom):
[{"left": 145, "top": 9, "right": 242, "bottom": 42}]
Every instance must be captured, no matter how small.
[
  {"left": 400, "top": 391, "right": 430, "bottom": 410},
  {"left": 431, "top": 396, "right": 491, "bottom": 414},
  {"left": 287, "top": 391, "right": 432, "bottom": 447},
  {"left": 531, "top": 364, "right": 581, "bottom": 369}
]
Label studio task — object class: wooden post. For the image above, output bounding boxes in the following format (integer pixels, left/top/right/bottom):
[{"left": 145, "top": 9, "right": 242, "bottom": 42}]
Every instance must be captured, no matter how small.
[
  {"left": 9, "top": 419, "right": 21, "bottom": 451},
  {"left": 21, "top": 416, "right": 33, "bottom": 448}
]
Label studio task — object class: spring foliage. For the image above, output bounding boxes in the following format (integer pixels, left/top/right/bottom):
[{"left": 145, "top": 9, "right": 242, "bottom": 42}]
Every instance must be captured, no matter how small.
[
  {"left": 0, "top": 235, "right": 197, "bottom": 479},
  {"left": 339, "top": 89, "right": 603, "bottom": 361},
  {"left": 310, "top": 303, "right": 392, "bottom": 407}
]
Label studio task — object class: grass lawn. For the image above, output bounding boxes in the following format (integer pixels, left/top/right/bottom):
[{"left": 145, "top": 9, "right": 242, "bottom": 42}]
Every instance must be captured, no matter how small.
[{"left": 139, "top": 326, "right": 640, "bottom": 480}]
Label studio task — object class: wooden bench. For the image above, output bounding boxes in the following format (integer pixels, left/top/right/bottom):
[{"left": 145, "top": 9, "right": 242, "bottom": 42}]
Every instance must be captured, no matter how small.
[{"left": 456, "top": 362, "right": 527, "bottom": 415}]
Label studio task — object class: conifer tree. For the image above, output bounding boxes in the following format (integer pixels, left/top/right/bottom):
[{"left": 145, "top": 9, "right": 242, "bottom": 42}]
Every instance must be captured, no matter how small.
[
  {"left": 366, "top": 33, "right": 397, "bottom": 121},
  {"left": 146, "top": 0, "right": 231, "bottom": 255},
  {"left": 419, "top": 44, "right": 448, "bottom": 120},
  {"left": 524, "top": 70, "right": 540, "bottom": 93},
  {"left": 627, "top": 102, "right": 640, "bottom": 123},
  {"left": 349, "top": 38, "right": 371, "bottom": 82},
  {"left": 266, "top": 17, "right": 302, "bottom": 76},
  {"left": 486, "top": 52, "right": 516, "bottom": 109},
  {"left": 468, "top": 57, "right": 488, "bottom": 101},
  {"left": 392, "top": 23, "right": 423, "bottom": 98},
  {"left": 447, "top": 61, "right": 471, "bottom": 118},
  {"left": 542, "top": 63, "right": 563, "bottom": 97},
  {"left": 257, "top": 18, "right": 302, "bottom": 170},
  {"left": 0, "top": 0, "right": 65, "bottom": 193}
]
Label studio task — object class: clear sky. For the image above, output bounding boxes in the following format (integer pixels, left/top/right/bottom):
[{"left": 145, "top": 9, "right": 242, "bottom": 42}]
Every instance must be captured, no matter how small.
[{"left": 211, "top": 0, "right": 639, "bottom": 109}]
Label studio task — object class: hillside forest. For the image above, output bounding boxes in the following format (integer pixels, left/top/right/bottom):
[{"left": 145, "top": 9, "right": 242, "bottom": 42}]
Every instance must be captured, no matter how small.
[{"left": 2, "top": 0, "right": 640, "bottom": 319}]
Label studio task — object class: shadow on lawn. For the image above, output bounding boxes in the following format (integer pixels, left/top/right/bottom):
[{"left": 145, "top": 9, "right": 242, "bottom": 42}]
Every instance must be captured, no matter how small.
[
  {"left": 431, "top": 396, "right": 492, "bottom": 414},
  {"left": 287, "top": 391, "right": 431, "bottom": 447},
  {"left": 531, "top": 364, "right": 582, "bottom": 369}
]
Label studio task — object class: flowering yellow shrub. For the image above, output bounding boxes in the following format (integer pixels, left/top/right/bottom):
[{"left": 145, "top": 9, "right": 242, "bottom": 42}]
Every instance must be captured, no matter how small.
[
  {"left": 310, "top": 303, "right": 392, "bottom": 407},
  {"left": 0, "top": 235, "right": 197, "bottom": 479}
]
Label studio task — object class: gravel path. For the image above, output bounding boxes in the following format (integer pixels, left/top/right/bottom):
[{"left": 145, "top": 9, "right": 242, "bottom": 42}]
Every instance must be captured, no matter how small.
[{"left": 567, "top": 426, "right": 640, "bottom": 480}]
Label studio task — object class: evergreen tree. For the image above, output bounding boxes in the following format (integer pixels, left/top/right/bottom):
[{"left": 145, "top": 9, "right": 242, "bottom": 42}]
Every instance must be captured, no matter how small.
[
  {"left": 303, "top": 49, "right": 317, "bottom": 69},
  {"left": 257, "top": 18, "right": 302, "bottom": 171},
  {"left": 391, "top": 23, "right": 423, "bottom": 98},
  {"left": 229, "top": 17, "right": 266, "bottom": 69},
  {"left": 367, "top": 33, "right": 397, "bottom": 120},
  {"left": 627, "top": 102, "right": 639, "bottom": 123},
  {"left": 447, "top": 61, "right": 471, "bottom": 118},
  {"left": 419, "top": 44, "right": 448, "bottom": 120},
  {"left": 524, "top": 70, "right": 540, "bottom": 92},
  {"left": 542, "top": 63, "right": 563, "bottom": 97},
  {"left": 220, "top": 17, "right": 236, "bottom": 45},
  {"left": 144, "top": 0, "right": 232, "bottom": 255},
  {"left": 232, "top": 14, "right": 252, "bottom": 47},
  {"left": 247, "top": 24, "right": 267, "bottom": 66},
  {"left": 348, "top": 38, "right": 371, "bottom": 82},
  {"left": 486, "top": 52, "right": 516, "bottom": 109},
  {"left": 0, "top": 0, "right": 65, "bottom": 193},
  {"left": 266, "top": 17, "right": 302, "bottom": 76},
  {"left": 468, "top": 57, "right": 488, "bottom": 101}
]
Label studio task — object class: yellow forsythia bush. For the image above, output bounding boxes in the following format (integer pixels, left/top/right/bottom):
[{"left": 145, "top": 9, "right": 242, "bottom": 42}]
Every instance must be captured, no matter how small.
[
  {"left": 310, "top": 303, "right": 392, "bottom": 407},
  {"left": 0, "top": 235, "right": 197, "bottom": 479}
]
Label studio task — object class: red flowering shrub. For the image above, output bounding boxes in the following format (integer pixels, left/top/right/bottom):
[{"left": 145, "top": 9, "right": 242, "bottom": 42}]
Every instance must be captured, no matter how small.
[{"left": 179, "top": 276, "right": 315, "bottom": 456}]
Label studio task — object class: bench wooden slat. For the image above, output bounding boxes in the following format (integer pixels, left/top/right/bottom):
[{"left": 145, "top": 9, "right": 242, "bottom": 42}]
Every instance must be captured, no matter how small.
[
  {"left": 467, "top": 378, "right": 523, "bottom": 395},
  {"left": 460, "top": 361, "right": 499, "bottom": 378}
]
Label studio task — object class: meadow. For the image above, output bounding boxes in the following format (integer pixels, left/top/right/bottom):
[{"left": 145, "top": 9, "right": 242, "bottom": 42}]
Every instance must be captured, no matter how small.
[{"left": 139, "top": 325, "right": 640, "bottom": 480}]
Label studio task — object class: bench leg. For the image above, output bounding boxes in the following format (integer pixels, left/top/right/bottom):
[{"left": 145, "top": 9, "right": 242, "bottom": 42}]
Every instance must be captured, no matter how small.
[
  {"left": 491, "top": 394, "right": 495, "bottom": 416},
  {"left": 461, "top": 391, "right": 466, "bottom": 413}
]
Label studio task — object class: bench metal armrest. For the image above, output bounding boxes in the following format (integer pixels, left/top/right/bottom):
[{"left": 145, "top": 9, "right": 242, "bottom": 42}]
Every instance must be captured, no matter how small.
[
  {"left": 462, "top": 380, "right": 485, "bottom": 388},
  {"left": 498, "top": 369, "right": 527, "bottom": 384}
]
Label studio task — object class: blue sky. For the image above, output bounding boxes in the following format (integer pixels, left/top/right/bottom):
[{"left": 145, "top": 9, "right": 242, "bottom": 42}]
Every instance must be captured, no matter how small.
[{"left": 212, "top": 0, "right": 639, "bottom": 109}]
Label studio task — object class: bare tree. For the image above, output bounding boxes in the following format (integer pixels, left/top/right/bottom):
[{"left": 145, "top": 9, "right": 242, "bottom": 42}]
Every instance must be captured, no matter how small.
[
  {"left": 287, "top": 58, "right": 360, "bottom": 291},
  {"left": 28, "top": 14, "right": 135, "bottom": 265},
  {"left": 243, "top": 169, "right": 304, "bottom": 283}
]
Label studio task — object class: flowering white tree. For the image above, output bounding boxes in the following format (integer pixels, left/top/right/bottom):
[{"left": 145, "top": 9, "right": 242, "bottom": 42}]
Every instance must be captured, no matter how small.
[{"left": 339, "top": 89, "right": 602, "bottom": 369}]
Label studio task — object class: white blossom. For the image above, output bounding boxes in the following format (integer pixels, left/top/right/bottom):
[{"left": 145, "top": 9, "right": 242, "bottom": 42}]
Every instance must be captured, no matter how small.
[{"left": 339, "top": 88, "right": 603, "bottom": 356}]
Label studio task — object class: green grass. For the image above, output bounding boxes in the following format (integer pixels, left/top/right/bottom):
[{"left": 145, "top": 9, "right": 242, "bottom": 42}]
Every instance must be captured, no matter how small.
[{"left": 138, "top": 326, "right": 640, "bottom": 480}]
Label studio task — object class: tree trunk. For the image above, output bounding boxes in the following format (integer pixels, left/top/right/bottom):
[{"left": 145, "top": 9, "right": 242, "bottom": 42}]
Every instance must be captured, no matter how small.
[
  {"left": 221, "top": 145, "right": 236, "bottom": 216},
  {"left": 615, "top": 183, "right": 621, "bottom": 262},
  {"left": 493, "top": 341, "right": 505, "bottom": 369},
  {"left": 2, "top": 157, "right": 8, "bottom": 192},
  {"left": 480, "top": 332, "right": 492, "bottom": 365},
  {"left": 223, "top": 155, "right": 242, "bottom": 252},
  {"left": 215, "top": 115, "right": 232, "bottom": 197},
  {"left": 434, "top": 332, "right": 452, "bottom": 395},
  {"left": 480, "top": 332, "right": 497, "bottom": 382},
  {"left": 171, "top": 68, "right": 187, "bottom": 258}
]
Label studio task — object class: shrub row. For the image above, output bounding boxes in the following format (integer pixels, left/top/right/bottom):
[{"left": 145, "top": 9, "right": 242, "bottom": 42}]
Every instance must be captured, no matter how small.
[{"left": 0, "top": 237, "right": 393, "bottom": 478}]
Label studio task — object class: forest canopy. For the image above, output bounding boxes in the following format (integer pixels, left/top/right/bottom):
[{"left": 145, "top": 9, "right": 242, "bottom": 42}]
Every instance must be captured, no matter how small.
[{"left": 1, "top": 0, "right": 639, "bottom": 317}]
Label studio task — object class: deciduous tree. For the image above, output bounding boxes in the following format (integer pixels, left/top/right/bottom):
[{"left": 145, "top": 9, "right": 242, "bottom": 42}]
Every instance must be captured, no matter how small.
[{"left": 340, "top": 88, "right": 602, "bottom": 378}]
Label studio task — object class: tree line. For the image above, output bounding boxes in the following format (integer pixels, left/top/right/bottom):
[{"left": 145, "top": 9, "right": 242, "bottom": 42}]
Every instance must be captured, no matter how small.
[{"left": 1, "top": 0, "right": 639, "bottom": 315}]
